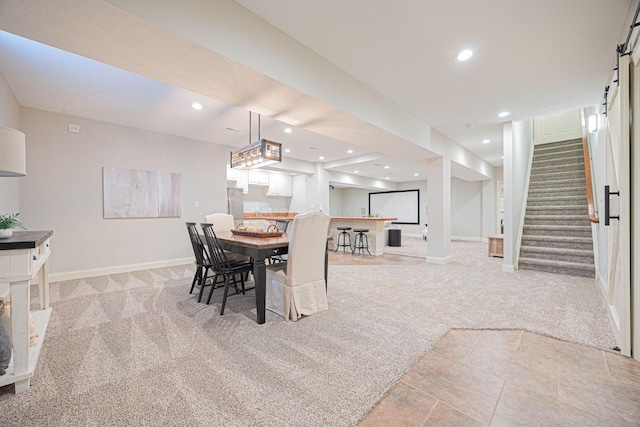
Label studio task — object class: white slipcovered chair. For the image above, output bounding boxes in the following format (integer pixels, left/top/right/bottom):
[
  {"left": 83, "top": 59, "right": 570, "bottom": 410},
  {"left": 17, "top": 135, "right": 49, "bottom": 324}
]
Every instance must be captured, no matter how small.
[
  {"left": 204, "top": 212, "right": 250, "bottom": 263},
  {"left": 204, "top": 212, "right": 235, "bottom": 232},
  {"left": 265, "top": 212, "right": 331, "bottom": 321}
]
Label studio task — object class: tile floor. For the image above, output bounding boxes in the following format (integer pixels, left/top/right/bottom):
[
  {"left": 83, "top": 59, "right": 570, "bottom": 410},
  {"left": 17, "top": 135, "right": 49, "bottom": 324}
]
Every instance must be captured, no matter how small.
[
  {"left": 329, "top": 247, "right": 640, "bottom": 426},
  {"left": 358, "top": 329, "right": 640, "bottom": 426}
]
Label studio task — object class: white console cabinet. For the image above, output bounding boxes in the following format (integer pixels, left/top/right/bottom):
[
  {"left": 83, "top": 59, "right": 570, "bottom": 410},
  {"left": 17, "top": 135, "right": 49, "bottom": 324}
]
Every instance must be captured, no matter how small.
[{"left": 0, "top": 230, "right": 53, "bottom": 393}]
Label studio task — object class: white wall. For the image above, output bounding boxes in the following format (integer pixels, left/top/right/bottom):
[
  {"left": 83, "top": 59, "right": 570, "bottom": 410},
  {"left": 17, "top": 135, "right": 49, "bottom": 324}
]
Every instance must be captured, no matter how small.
[
  {"left": 585, "top": 104, "right": 608, "bottom": 287},
  {"left": 340, "top": 188, "right": 370, "bottom": 217},
  {"left": 451, "top": 177, "right": 482, "bottom": 239},
  {"left": 0, "top": 71, "right": 21, "bottom": 214},
  {"left": 503, "top": 119, "right": 534, "bottom": 272},
  {"left": 19, "top": 108, "right": 231, "bottom": 277},
  {"left": 329, "top": 187, "right": 344, "bottom": 216}
]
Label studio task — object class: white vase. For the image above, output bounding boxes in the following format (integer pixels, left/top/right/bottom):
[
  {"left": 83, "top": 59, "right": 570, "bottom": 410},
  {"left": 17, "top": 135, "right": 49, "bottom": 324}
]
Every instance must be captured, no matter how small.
[{"left": 0, "top": 229, "right": 12, "bottom": 239}]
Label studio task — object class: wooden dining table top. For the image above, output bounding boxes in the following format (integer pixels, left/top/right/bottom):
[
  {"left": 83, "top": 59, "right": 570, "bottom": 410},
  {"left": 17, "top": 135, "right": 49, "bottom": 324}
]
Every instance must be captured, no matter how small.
[{"left": 214, "top": 230, "right": 290, "bottom": 250}]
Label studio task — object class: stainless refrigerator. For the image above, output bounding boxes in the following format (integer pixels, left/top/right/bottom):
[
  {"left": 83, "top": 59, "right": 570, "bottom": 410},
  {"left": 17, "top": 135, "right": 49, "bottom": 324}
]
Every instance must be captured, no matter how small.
[{"left": 227, "top": 187, "right": 244, "bottom": 226}]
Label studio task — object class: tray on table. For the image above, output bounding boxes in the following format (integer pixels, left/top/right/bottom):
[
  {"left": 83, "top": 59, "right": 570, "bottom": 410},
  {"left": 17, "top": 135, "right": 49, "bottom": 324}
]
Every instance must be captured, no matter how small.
[{"left": 230, "top": 229, "right": 284, "bottom": 238}]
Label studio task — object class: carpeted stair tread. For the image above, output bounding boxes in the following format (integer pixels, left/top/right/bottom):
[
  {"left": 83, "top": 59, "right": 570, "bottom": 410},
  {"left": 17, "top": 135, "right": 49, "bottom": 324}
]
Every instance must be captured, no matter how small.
[
  {"left": 533, "top": 148, "right": 584, "bottom": 160},
  {"left": 529, "top": 177, "right": 585, "bottom": 188},
  {"left": 521, "top": 235, "right": 593, "bottom": 250},
  {"left": 531, "top": 162, "right": 584, "bottom": 174},
  {"left": 526, "top": 195, "right": 587, "bottom": 207},
  {"left": 519, "top": 257, "right": 595, "bottom": 277},
  {"left": 520, "top": 245, "right": 594, "bottom": 264},
  {"left": 524, "top": 214, "right": 592, "bottom": 226},
  {"left": 533, "top": 139, "right": 582, "bottom": 150},
  {"left": 529, "top": 170, "right": 585, "bottom": 181},
  {"left": 528, "top": 186, "right": 585, "bottom": 195},
  {"left": 526, "top": 205, "right": 587, "bottom": 211},
  {"left": 520, "top": 245, "right": 593, "bottom": 257}
]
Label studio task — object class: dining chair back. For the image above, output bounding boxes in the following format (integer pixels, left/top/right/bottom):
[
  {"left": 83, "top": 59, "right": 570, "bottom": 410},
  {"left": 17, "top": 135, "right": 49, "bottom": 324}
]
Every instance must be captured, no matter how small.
[
  {"left": 266, "top": 212, "right": 331, "bottom": 321},
  {"left": 185, "top": 222, "right": 215, "bottom": 302},
  {"left": 201, "top": 223, "right": 254, "bottom": 314},
  {"left": 274, "top": 219, "right": 290, "bottom": 232},
  {"left": 204, "top": 212, "right": 235, "bottom": 232}
]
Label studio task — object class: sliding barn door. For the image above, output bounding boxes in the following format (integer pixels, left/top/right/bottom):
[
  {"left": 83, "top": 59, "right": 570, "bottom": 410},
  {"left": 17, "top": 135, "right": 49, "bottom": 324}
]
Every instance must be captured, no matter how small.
[{"left": 605, "top": 54, "right": 632, "bottom": 357}]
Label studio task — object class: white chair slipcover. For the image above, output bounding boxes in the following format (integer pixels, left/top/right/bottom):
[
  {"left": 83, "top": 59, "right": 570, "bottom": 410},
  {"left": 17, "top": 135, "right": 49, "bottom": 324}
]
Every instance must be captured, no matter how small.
[
  {"left": 204, "top": 213, "right": 235, "bottom": 232},
  {"left": 265, "top": 212, "right": 331, "bottom": 321}
]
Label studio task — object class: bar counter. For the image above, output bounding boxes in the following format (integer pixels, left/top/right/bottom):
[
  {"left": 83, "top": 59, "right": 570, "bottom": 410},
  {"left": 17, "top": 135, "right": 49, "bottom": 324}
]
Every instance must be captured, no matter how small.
[{"left": 330, "top": 217, "right": 397, "bottom": 255}]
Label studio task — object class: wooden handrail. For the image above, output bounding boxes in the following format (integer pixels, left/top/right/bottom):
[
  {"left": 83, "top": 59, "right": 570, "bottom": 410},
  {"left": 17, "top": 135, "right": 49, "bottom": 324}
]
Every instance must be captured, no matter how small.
[{"left": 581, "top": 110, "right": 599, "bottom": 223}]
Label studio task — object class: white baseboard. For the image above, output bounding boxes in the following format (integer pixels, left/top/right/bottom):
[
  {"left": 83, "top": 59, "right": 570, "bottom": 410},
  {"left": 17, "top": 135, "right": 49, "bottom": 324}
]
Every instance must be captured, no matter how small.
[
  {"left": 451, "top": 236, "right": 483, "bottom": 242},
  {"left": 46, "top": 257, "right": 193, "bottom": 283},
  {"left": 427, "top": 255, "right": 452, "bottom": 264},
  {"left": 503, "top": 264, "right": 515, "bottom": 273},
  {"left": 403, "top": 233, "right": 422, "bottom": 238}
]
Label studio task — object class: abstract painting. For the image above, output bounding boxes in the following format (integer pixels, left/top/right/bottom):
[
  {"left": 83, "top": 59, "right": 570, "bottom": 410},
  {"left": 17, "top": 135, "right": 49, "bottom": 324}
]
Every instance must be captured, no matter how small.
[{"left": 103, "top": 167, "right": 181, "bottom": 218}]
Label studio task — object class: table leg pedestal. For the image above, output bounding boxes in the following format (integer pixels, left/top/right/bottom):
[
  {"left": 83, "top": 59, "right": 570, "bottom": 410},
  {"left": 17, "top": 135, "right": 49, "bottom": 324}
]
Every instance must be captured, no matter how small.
[{"left": 253, "top": 259, "right": 266, "bottom": 324}]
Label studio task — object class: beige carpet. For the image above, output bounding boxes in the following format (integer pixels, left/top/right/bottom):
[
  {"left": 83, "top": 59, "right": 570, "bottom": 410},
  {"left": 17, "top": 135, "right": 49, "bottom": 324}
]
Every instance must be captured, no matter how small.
[
  {"left": 0, "top": 241, "right": 616, "bottom": 426},
  {"left": 383, "top": 235, "right": 428, "bottom": 258}
]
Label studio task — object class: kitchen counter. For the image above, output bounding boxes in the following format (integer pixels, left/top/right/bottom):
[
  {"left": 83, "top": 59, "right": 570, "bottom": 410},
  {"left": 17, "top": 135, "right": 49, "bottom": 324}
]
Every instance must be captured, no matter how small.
[
  {"left": 243, "top": 212, "right": 297, "bottom": 221},
  {"left": 329, "top": 217, "right": 398, "bottom": 255},
  {"left": 330, "top": 217, "right": 397, "bottom": 221}
]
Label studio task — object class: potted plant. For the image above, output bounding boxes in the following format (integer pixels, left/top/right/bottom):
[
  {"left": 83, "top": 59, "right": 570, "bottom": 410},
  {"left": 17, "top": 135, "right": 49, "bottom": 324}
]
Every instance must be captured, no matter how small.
[{"left": 0, "top": 213, "right": 25, "bottom": 239}]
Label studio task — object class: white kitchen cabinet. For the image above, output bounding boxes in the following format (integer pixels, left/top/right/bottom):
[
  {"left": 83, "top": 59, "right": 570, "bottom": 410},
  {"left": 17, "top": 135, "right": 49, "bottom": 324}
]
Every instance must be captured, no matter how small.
[
  {"left": 226, "top": 166, "right": 237, "bottom": 181},
  {"left": 235, "top": 170, "right": 249, "bottom": 194},
  {"left": 267, "top": 174, "right": 293, "bottom": 197},
  {"left": 248, "top": 170, "right": 270, "bottom": 186}
]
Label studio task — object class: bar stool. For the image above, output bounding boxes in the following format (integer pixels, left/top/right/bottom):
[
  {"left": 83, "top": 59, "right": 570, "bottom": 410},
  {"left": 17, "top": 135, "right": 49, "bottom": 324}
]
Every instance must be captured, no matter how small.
[
  {"left": 335, "top": 227, "right": 352, "bottom": 253},
  {"left": 352, "top": 229, "right": 372, "bottom": 255}
]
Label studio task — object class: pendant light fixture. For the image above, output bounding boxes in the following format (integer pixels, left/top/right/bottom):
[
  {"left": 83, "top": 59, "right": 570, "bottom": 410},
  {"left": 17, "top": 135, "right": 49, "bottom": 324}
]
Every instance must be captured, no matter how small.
[{"left": 230, "top": 112, "right": 282, "bottom": 169}]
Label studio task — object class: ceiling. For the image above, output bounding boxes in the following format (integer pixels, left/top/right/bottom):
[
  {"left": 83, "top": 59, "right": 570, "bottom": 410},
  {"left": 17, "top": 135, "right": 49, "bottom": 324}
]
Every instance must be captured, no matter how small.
[{"left": 0, "top": 0, "right": 633, "bottom": 184}]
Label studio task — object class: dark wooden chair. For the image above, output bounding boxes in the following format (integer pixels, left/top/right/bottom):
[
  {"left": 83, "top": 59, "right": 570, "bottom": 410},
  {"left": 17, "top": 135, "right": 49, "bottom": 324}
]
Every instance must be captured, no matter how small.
[
  {"left": 186, "top": 222, "right": 220, "bottom": 303},
  {"left": 275, "top": 219, "right": 290, "bottom": 232},
  {"left": 201, "top": 223, "right": 254, "bottom": 314},
  {"left": 269, "top": 219, "right": 290, "bottom": 264}
]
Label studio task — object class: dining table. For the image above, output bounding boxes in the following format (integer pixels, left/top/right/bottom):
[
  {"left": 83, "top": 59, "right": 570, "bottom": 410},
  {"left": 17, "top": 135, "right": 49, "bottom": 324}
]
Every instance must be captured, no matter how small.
[{"left": 213, "top": 230, "right": 329, "bottom": 324}]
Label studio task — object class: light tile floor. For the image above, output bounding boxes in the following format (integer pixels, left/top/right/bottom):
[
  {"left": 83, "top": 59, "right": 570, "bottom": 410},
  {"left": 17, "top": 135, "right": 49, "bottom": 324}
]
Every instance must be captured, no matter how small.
[
  {"left": 358, "top": 329, "right": 640, "bottom": 426},
  {"left": 328, "top": 249, "right": 640, "bottom": 426}
]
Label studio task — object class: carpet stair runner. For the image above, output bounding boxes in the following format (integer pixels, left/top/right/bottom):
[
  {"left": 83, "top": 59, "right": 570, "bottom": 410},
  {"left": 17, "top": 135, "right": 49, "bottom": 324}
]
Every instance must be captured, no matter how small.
[{"left": 519, "top": 138, "right": 595, "bottom": 277}]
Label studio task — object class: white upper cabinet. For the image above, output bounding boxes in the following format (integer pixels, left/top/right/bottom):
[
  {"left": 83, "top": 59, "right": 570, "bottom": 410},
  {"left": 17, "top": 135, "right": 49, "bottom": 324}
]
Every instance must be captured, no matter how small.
[
  {"left": 248, "top": 170, "right": 270, "bottom": 186},
  {"left": 235, "top": 170, "right": 249, "bottom": 194},
  {"left": 226, "top": 166, "right": 237, "bottom": 181},
  {"left": 267, "top": 173, "right": 292, "bottom": 197}
]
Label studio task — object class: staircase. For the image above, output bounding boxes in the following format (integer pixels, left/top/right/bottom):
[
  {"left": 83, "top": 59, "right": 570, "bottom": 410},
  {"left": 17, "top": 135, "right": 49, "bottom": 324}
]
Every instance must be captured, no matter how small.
[{"left": 519, "top": 138, "right": 595, "bottom": 277}]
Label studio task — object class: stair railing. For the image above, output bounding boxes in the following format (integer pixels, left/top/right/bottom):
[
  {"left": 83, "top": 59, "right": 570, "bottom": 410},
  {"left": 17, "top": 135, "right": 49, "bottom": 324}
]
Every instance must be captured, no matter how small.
[{"left": 580, "top": 110, "right": 599, "bottom": 223}]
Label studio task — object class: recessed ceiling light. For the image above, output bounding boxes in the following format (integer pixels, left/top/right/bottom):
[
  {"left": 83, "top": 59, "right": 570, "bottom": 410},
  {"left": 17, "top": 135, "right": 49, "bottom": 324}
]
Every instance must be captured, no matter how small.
[
  {"left": 191, "top": 102, "right": 203, "bottom": 110},
  {"left": 482, "top": 139, "right": 490, "bottom": 144},
  {"left": 319, "top": 156, "right": 325, "bottom": 160},
  {"left": 457, "top": 49, "right": 473, "bottom": 61},
  {"left": 498, "top": 111, "right": 510, "bottom": 118},
  {"left": 284, "top": 128, "right": 292, "bottom": 133},
  {"left": 414, "top": 173, "right": 419, "bottom": 176},
  {"left": 284, "top": 148, "right": 291, "bottom": 153},
  {"left": 354, "top": 170, "right": 359, "bottom": 173},
  {"left": 385, "top": 177, "right": 390, "bottom": 180},
  {"left": 347, "top": 149, "right": 353, "bottom": 154},
  {"left": 384, "top": 165, "right": 390, "bottom": 169}
]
